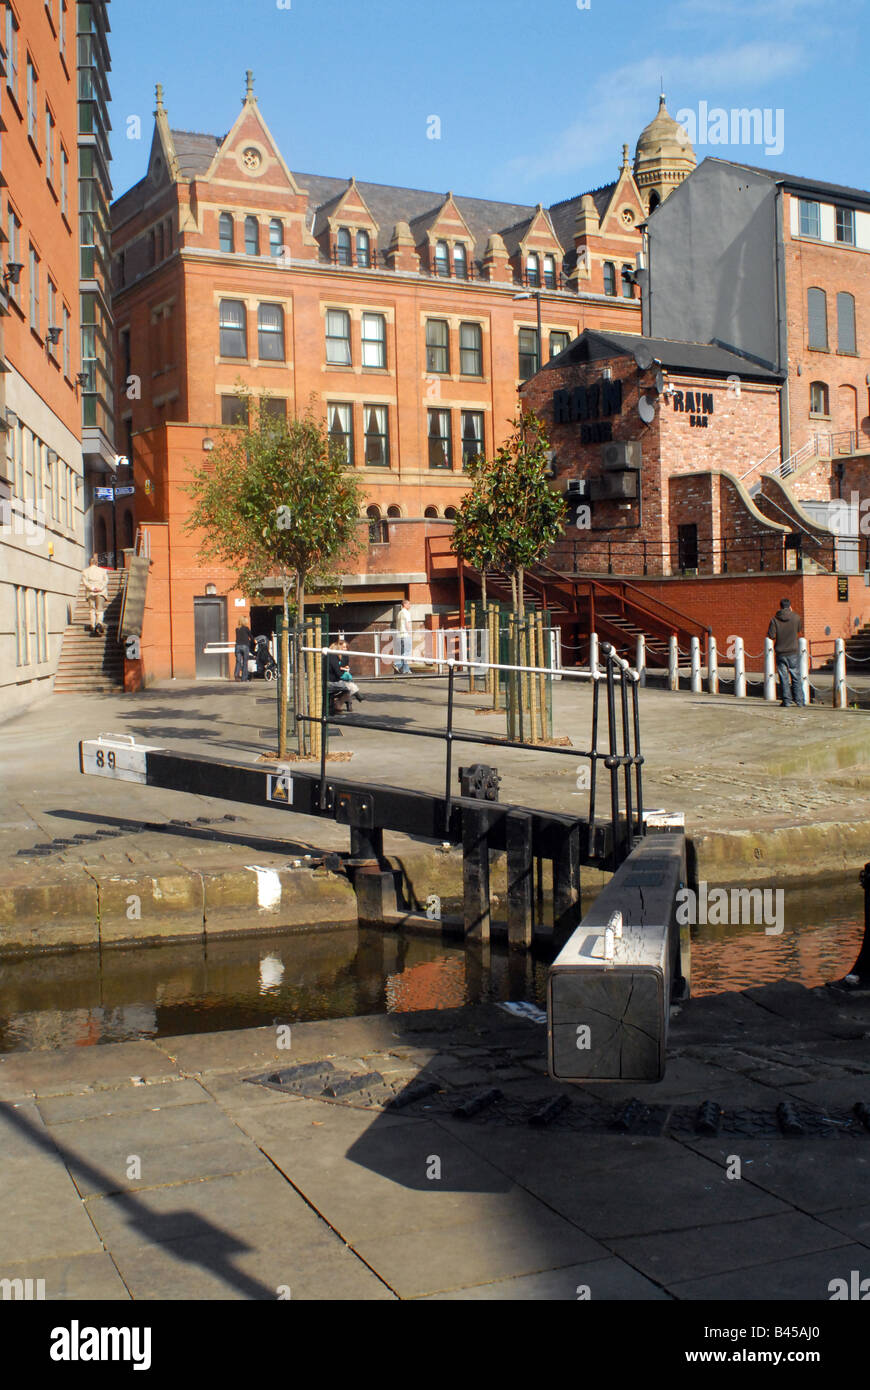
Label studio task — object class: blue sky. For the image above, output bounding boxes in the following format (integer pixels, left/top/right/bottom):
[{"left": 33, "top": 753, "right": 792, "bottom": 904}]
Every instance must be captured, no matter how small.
[{"left": 109, "top": 0, "right": 868, "bottom": 205}]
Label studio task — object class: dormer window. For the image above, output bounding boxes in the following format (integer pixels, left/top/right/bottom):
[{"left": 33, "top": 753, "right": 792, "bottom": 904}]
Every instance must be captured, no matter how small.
[
  {"left": 219, "top": 213, "right": 234, "bottom": 253},
  {"left": 543, "top": 255, "right": 557, "bottom": 289},
  {"left": 336, "top": 228, "right": 352, "bottom": 266},
  {"left": 244, "top": 216, "right": 259, "bottom": 255},
  {"left": 453, "top": 244, "right": 468, "bottom": 280},
  {"left": 526, "top": 252, "right": 541, "bottom": 288},
  {"left": 434, "top": 240, "right": 450, "bottom": 277},
  {"left": 356, "top": 230, "right": 371, "bottom": 267},
  {"left": 603, "top": 261, "right": 617, "bottom": 296}
]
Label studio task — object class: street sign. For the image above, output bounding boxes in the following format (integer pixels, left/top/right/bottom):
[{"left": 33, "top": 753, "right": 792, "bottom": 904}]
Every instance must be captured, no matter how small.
[
  {"left": 94, "top": 487, "right": 114, "bottom": 501},
  {"left": 114, "top": 485, "right": 135, "bottom": 498}
]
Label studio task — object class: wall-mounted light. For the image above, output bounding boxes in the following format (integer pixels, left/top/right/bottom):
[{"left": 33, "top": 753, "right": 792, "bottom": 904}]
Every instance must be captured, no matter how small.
[
  {"left": 3, "top": 263, "right": 23, "bottom": 287},
  {"left": 47, "top": 541, "right": 54, "bottom": 557},
  {"left": 46, "top": 326, "right": 62, "bottom": 345},
  {"left": 5, "top": 408, "right": 18, "bottom": 428},
  {"left": 202, "top": 438, "right": 215, "bottom": 451},
  {"left": 47, "top": 449, "right": 59, "bottom": 465},
  {"left": 75, "top": 372, "right": 89, "bottom": 389}
]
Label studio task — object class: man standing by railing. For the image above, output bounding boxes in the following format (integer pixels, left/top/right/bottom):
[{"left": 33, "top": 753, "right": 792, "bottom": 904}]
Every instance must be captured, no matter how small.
[{"left": 768, "top": 598, "right": 805, "bottom": 707}]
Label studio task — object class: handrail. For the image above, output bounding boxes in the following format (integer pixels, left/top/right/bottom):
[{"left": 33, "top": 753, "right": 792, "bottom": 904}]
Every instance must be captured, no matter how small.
[
  {"left": 535, "top": 563, "right": 710, "bottom": 639},
  {"left": 738, "top": 442, "right": 781, "bottom": 482}
]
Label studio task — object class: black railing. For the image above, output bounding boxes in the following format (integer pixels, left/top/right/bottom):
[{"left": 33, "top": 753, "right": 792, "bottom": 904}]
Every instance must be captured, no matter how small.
[
  {"left": 548, "top": 531, "right": 861, "bottom": 577},
  {"left": 296, "top": 641, "right": 645, "bottom": 869}
]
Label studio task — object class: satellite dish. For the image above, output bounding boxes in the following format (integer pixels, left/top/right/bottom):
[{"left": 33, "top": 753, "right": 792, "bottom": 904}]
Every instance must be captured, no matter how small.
[
  {"left": 638, "top": 394, "right": 656, "bottom": 425},
  {"left": 634, "top": 346, "right": 654, "bottom": 371},
  {"left": 654, "top": 370, "right": 665, "bottom": 395}
]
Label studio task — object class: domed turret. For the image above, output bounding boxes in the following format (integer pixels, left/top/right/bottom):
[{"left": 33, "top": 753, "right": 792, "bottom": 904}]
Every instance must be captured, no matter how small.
[{"left": 634, "top": 94, "right": 696, "bottom": 214}]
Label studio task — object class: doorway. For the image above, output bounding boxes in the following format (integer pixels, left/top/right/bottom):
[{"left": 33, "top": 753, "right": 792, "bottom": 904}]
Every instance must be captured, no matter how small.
[
  {"left": 677, "top": 523, "right": 699, "bottom": 572},
  {"left": 194, "top": 596, "right": 228, "bottom": 678}
]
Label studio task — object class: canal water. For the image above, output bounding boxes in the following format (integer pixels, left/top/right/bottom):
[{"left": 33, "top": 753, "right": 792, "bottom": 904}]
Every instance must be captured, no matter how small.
[{"left": 0, "top": 882, "right": 864, "bottom": 1053}]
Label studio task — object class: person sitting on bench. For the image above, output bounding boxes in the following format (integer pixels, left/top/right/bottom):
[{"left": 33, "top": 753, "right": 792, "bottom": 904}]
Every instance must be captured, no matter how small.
[{"left": 327, "top": 642, "right": 362, "bottom": 714}]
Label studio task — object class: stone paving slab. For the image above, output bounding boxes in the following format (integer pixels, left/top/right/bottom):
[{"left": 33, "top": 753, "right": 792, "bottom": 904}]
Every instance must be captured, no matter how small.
[
  {"left": 418, "top": 1258, "right": 671, "bottom": 1301},
  {"left": 607, "top": 1212, "right": 851, "bottom": 1286},
  {"left": 668, "top": 1244, "right": 870, "bottom": 1301},
  {"left": 2, "top": 990, "right": 870, "bottom": 1300},
  {"left": 0, "top": 1252, "right": 131, "bottom": 1301}
]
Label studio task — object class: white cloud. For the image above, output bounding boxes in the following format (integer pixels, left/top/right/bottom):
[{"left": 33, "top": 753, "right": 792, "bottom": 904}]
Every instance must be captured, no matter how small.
[{"left": 505, "top": 42, "right": 806, "bottom": 184}]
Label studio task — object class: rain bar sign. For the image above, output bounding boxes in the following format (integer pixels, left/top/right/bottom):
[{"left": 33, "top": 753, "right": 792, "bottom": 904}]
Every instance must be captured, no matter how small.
[
  {"left": 553, "top": 379, "right": 623, "bottom": 444},
  {"left": 671, "top": 390, "right": 714, "bottom": 429}
]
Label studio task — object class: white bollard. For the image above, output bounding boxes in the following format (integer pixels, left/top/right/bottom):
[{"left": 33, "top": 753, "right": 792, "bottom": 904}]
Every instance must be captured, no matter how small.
[
  {"left": 590, "top": 631, "right": 599, "bottom": 679},
  {"left": 635, "top": 634, "right": 646, "bottom": 687},
  {"left": 690, "top": 636, "right": 702, "bottom": 693},
  {"left": 764, "top": 637, "right": 776, "bottom": 701},
  {"left": 668, "top": 634, "right": 679, "bottom": 691},
  {"left": 373, "top": 631, "right": 381, "bottom": 679},
  {"left": 799, "top": 636, "right": 810, "bottom": 706},
  {"left": 708, "top": 635, "right": 719, "bottom": 694},
  {"left": 734, "top": 636, "right": 746, "bottom": 698},
  {"left": 834, "top": 638, "right": 847, "bottom": 710}
]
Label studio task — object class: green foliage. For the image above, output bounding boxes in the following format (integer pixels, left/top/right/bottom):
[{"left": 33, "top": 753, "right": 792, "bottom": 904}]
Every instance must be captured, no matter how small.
[
  {"left": 451, "top": 408, "right": 566, "bottom": 587},
  {"left": 183, "top": 389, "right": 364, "bottom": 616}
]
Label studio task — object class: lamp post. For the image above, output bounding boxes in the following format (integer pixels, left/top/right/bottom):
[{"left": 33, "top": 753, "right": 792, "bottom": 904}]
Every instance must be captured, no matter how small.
[{"left": 513, "top": 289, "right": 543, "bottom": 375}]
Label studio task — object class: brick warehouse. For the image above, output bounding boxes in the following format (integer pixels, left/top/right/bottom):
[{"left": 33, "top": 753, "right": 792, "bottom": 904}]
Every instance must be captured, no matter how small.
[
  {"left": 111, "top": 79, "right": 698, "bottom": 680},
  {"left": 520, "top": 329, "right": 870, "bottom": 669}
]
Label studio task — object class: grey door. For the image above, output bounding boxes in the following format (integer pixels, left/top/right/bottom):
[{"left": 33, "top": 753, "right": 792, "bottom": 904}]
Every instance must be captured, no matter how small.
[{"left": 194, "top": 597, "right": 228, "bottom": 678}]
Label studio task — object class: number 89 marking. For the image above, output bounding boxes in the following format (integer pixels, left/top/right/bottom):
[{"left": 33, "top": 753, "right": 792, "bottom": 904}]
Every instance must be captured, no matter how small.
[{"left": 95, "top": 749, "right": 116, "bottom": 770}]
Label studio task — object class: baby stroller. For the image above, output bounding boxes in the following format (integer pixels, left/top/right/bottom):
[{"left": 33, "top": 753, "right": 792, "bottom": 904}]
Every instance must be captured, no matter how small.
[{"left": 250, "top": 635, "right": 278, "bottom": 681}]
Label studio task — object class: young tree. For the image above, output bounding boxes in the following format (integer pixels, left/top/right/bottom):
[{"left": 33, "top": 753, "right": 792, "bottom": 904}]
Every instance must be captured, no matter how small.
[
  {"left": 451, "top": 408, "right": 566, "bottom": 620},
  {"left": 185, "top": 391, "right": 364, "bottom": 756}
]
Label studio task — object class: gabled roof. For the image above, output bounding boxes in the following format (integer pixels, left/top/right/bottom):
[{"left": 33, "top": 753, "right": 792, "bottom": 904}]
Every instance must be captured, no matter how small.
[{"left": 544, "top": 329, "right": 784, "bottom": 381}]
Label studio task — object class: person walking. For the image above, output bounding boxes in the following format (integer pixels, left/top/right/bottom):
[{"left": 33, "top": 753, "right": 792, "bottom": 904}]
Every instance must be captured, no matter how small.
[
  {"left": 395, "top": 598, "right": 413, "bottom": 675},
  {"left": 234, "top": 616, "right": 252, "bottom": 682},
  {"left": 768, "top": 597, "right": 806, "bottom": 707},
  {"left": 82, "top": 554, "right": 109, "bottom": 636}
]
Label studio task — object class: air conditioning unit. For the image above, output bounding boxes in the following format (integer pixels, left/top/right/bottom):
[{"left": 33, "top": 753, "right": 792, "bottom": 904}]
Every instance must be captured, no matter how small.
[
  {"left": 601, "top": 441, "right": 642, "bottom": 471},
  {"left": 589, "top": 471, "right": 639, "bottom": 501},
  {"left": 564, "top": 478, "right": 590, "bottom": 499}
]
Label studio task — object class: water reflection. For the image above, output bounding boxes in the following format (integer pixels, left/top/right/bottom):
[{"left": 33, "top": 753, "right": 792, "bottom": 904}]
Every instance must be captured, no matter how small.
[{"left": 0, "top": 880, "right": 864, "bottom": 1053}]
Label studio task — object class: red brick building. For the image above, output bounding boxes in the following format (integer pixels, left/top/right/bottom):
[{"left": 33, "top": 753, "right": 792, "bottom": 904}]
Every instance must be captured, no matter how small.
[{"left": 112, "top": 80, "right": 698, "bottom": 679}]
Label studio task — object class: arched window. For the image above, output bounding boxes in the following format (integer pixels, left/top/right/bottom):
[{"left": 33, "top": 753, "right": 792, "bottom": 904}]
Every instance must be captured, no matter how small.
[
  {"left": 543, "top": 254, "right": 557, "bottom": 289},
  {"left": 424, "top": 505, "right": 440, "bottom": 518},
  {"left": 336, "top": 228, "right": 352, "bottom": 265},
  {"left": 807, "top": 287, "right": 828, "bottom": 350},
  {"left": 837, "top": 292, "right": 856, "bottom": 354},
  {"left": 809, "top": 381, "right": 829, "bottom": 416},
  {"left": 648, "top": 191, "right": 660, "bottom": 214},
  {"left": 603, "top": 262, "right": 617, "bottom": 296},
  {"left": 386, "top": 504, "right": 402, "bottom": 518},
  {"left": 244, "top": 217, "right": 259, "bottom": 255},
  {"left": 444, "top": 506, "right": 457, "bottom": 521},
  {"left": 526, "top": 252, "right": 540, "bottom": 287},
  {"left": 269, "top": 219, "right": 284, "bottom": 257},
  {"left": 366, "top": 503, "right": 386, "bottom": 544},
  {"left": 434, "top": 240, "right": 450, "bottom": 276},
  {"left": 356, "top": 230, "right": 371, "bottom": 267},
  {"left": 453, "top": 244, "right": 468, "bottom": 279},
  {"left": 219, "top": 213, "right": 234, "bottom": 253}
]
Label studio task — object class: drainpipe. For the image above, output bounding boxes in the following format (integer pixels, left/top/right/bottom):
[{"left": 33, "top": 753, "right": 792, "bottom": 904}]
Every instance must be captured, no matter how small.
[{"left": 774, "top": 188, "right": 791, "bottom": 464}]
